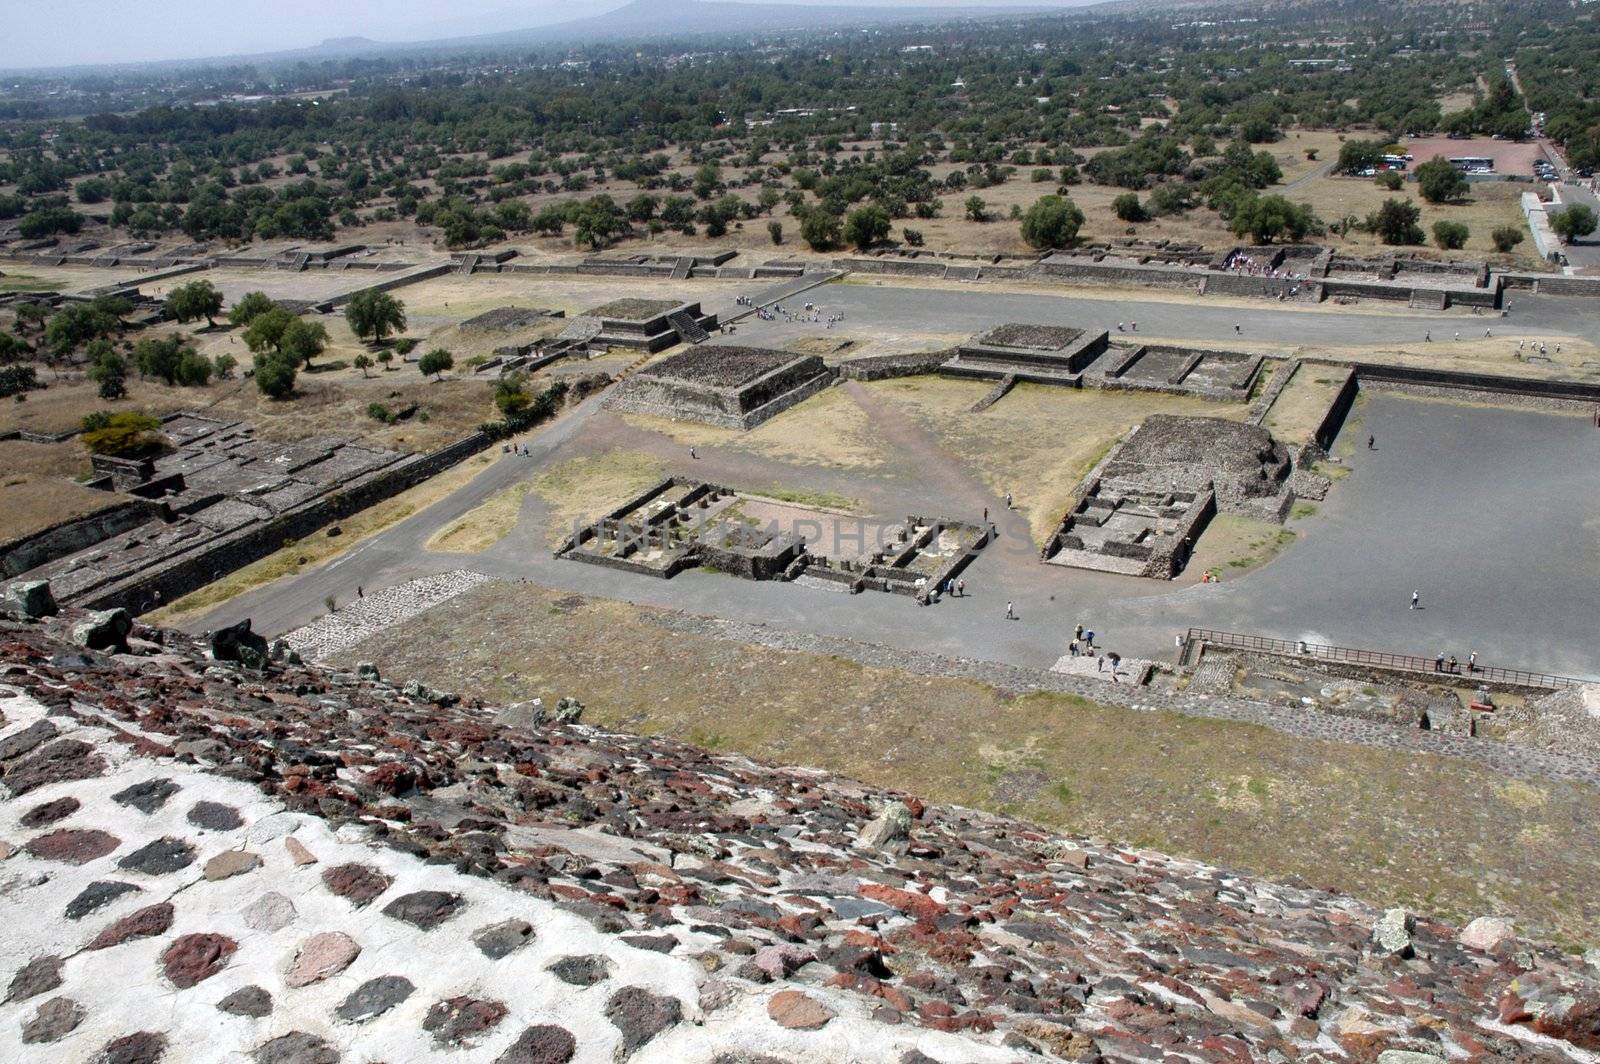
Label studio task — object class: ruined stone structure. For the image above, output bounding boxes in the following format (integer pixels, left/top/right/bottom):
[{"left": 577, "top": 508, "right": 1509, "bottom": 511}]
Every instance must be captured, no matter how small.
[
  {"left": 582, "top": 299, "right": 719, "bottom": 353},
  {"left": 1044, "top": 415, "right": 1295, "bottom": 578},
  {"left": 2, "top": 601, "right": 1597, "bottom": 1062},
  {"left": 942, "top": 324, "right": 1110, "bottom": 385},
  {"left": 603, "top": 346, "right": 835, "bottom": 430},
  {"left": 558, "top": 477, "right": 987, "bottom": 602}
]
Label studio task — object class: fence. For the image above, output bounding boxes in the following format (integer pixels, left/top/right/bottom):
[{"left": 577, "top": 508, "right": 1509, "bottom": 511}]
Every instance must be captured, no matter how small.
[{"left": 1186, "top": 627, "right": 1585, "bottom": 691}]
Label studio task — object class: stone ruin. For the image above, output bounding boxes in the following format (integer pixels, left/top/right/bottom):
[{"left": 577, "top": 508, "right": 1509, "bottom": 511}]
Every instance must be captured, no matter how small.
[
  {"left": 937, "top": 323, "right": 1271, "bottom": 407},
  {"left": 580, "top": 298, "right": 718, "bottom": 353},
  {"left": 558, "top": 477, "right": 987, "bottom": 602},
  {"left": 603, "top": 345, "right": 836, "bottom": 431},
  {"left": 2, "top": 596, "right": 1597, "bottom": 1062},
  {"left": 1045, "top": 415, "right": 1295, "bottom": 578}
]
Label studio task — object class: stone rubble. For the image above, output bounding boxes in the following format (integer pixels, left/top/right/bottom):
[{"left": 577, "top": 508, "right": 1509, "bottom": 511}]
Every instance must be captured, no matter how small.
[
  {"left": 0, "top": 600, "right": 1597, "bottom": 1062},
  {"left": 280, "top": 569, "right": 493, "bottom": 660}
]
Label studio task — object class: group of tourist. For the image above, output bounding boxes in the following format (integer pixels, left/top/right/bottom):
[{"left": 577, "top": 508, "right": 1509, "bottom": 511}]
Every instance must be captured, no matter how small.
[
  {"left": 1433, "top": 650, "right": 1479, "bottom": 676},
  {"left": 1223, "top": 250, "right": 1306, "bottom": 282}
]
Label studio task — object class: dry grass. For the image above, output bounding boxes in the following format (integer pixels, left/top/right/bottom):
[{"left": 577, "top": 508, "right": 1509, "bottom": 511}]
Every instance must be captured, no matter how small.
[
  {"left": 1290, "top": 176, "right": 1543, "bottom": 268},
  {"left": 1186, "top": 514, "right": 1297, "bottom": 583},
  {"left": 619, "top": 384, "right": 896, "bottom": 472},
  {"left": 395, "top": 274, "right": 741, "bottom": 322},
  {"left": 531, "top": 450, "right": 666, "bottom": 546},
  {"left": 0, "top": 438, "right": 94, "bottom": 481},
  {"left": 1264, "top": 368, "right": 1350, "bottom": 446},
  {"left": 338, "top": 579, "right": 1600, "bottom": 950},
  {"left": 424, "top": 482, "right": 531, "bottom": 554},
  {"left": 866, "top": 378, "right": 1249, "bottom": 545},
  {"left": 143, "top": 452, "right": 498, "bottom": 626},
  {"left": 0, "top": 369, "right": 225, "bottom": 438},
  {"left": 0, "top": 476, "right": 131, "bottom": 546}
]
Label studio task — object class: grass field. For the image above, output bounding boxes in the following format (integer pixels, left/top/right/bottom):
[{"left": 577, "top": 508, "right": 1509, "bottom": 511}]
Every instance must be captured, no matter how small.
[
  {"left": 1186, "top": 514, "right": 1298, "bottom": 582},
  {"left": 424, "top": 482, "right": 531, "bottom": 553},
  {"left": 337, "top": 579, "right": 1600, "bottom": 951},
  {"left": 0, "top": 476, "right": 132, "bottom": 547},
  {"left": 531, "top": 450, "right": 666, "bottom": 545},
  {"left": 866, "top": 378, "right": 1250, "bottom": 545},
  {"left": 1264, "top": 367, "right": 1350, "bottom": 446}
]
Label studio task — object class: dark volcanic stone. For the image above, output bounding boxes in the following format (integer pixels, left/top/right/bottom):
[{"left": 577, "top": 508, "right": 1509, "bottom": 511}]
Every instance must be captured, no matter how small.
[
  {"left": 20, "top": 795, "right": 80, "bottom": 827},
  {"left": 335, "top": 975, "right": 414, "bottom": 1022},
  {"left": 211, "top": 619, "right": 270, "bottom": 670},
  {"left": 72, "top": 607, "right": 133, "bottom": 652},
  {"left": 254, "top": 1031, "right": 339, "bottom": 1063},
  {"left": 548, "top": 954, "right": 613, "bottom": 987},
  {"left": 5, "top": 738, "right": 107, "bottom": 795},
  {"left": 112, "top": 778, "right": 180, "bottom": 814},
  {"left": 92, "top": 1031, "right": 167, "bottom": 1064},
  {"left": 22, "top": 996, "right": 86, "bottom": 1043},
  {"left": 67, "top": 880, "right": 142, "bottom": 921},
  {"left": 218, "top": 985, "right": 273, "bottom": 1018},
  {"left": 473, "top": 918, "right": 534, "bottom": 959},
  {"left": 495, "top": 1025, "right": 578, "bottom": 1064},
  {"left": 88, "top": 903, "right": 176, "bottom": 949},
  {"left": 605, "top": 986, "right": 683, "bottom": 1057},
  {"left": 0, "top": 718, "right": 57, "bottom": 760},
  {"left": 321, "top": 863, "right": 392, "bottom": 908},
  {"left": 25, "top": 828, "right": 120, "bottom": 864},
  {"left": 118, "top": 837, "right": 196, "bottom": 876},
  {"left": 423, "top": 995, "right": 508, "bottom": 1046},
  {"left": 5, "top": 956, "right": 64, "bottom": 1003},
  {"left": 620, "top": 934, "right": 677, "bottom": 953},
  {"left": 382, "top": 890, "right": 463, "bottom": 931},
  {"left": 161, "top": 933, "right": 237, "bottom": 988},
  {"left": 187, "top": 801, "right": 244, "bottom": 831}
]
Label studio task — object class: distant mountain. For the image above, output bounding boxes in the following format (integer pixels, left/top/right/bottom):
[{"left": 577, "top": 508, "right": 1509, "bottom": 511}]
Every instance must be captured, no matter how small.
[{"left": 527, "top": 0, "right": 1057, "bottom": 40}]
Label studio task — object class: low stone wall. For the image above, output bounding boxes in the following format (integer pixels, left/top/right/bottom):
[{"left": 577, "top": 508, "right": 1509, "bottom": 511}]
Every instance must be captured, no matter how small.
[
  {"left": 1350, "top": 362, "right": 1600, "bottom": 402},
  {"left": 837, "top": 352, "right": 951, "bottom": 381},
  {"left": 1, "top": 499, "right": 164, "bottom": 578},
  {"left": 74, "top": 431, "right": 494, "bottom": 614},
  {"left": 1311, "top": 369, "right": 1360, "bottom": 452},
  {"left": 319, "top": 262, "right": 455, "bottom": 309}
]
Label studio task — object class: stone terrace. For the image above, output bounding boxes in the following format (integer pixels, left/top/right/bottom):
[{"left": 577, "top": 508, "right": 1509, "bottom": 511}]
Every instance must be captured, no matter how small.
[
  {"left": 603, "top": 347, "right": 835, "bottom": 430},
  {"left": 3, "top": 603, "right": 1599, "bottom": 1062}
]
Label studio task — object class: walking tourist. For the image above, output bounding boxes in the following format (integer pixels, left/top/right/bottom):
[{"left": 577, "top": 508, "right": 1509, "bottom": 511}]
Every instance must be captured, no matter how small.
[
  {"left": 1005, "top": 601, "right": 1016, "bottom": 620},
  {"left": 1411, "top": 589, "right": 1420, "bottom": 610}
]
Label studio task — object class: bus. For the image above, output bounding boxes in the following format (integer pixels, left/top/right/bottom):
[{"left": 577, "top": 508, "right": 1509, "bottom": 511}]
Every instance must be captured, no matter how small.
[{"left": 1448, "top": 156, "right": 1494, "bottom": 174}]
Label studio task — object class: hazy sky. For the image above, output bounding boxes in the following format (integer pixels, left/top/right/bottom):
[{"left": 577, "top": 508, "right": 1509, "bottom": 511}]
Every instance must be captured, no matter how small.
[{"left": 3, "top": 0, "right": 1094, "bottom": 71}]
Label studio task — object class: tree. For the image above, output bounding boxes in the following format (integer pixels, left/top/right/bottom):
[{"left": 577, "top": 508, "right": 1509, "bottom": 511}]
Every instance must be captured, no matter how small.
[
  {"left": 242, "top": 308, "right": 296, "bottom": 356},
  {"left": 418, "top": 349, "right": 454, "bottom": 380},
  {"left": 767, "top": 220, "right": 783, "bottom": 245},
  {"left": 1415, "top": 158, "right": 1468, "bottom": 204},
  {"left": 354, "top": 353, "right": 374, "bottom": 377},
  {"left": 843, "top": 204, "right": 892, "bottom": 250},
  {"left": 1019, "top": 195, "right": 1085, "bottom": 250},
  {"left": 965, "top": 196, "right": 989, "bottom": 222},
  {"left": 1491, "top": 226, "right": 1526, "bottom": 253},
  {"left": 280, "top": 319, "right": 330, "bottom": 369},
  {"left": 376, "top": 350, "right": 394, "bottom": 371},
  {"left": 213, "top": 353, "right": 237, "bottom": 379},
  {"left": 81, "top": 411, "right": 162, "bottom": 456},
  {"left": 44, "top": 302, "right": 120, "bottom": 360},
  {"left": 1551, "top": 204, "right": 1598, "bottom": 242},
  {"left": 1113, "top": 193, "right": 1148, "bottom": 223},
  {"left": 345, "top": 290, "right": 407, "bottom": 344},
  {"left": 175, "top": 350, "right": 213, "bottom": 387},
  {"left": 1433, "top": 221, "right": 1470, "bottom": 250},
  {"left": 1337, "top": 139, "right": 1388, "bottom": 175},
  {"left": 1375, "top": 170, "right": 1403, "bottom": 192},
  {"left": 1228, "top": 195, "right": 1321, "bottom": 244},
  {"left": 1367, "top": 199, "right": 1425, "bottom": 245},
  {"left": 228, "top": 291, "right": 276, "bottom": 327},
  {"left": 800, "top": 210, "right": 841, "bottom": 251},
  {"left": 87, "top": 345, "right": 127, "bottom": 400},
  {"left": 133, "top": 336, "right": 178, "bottom": 384},
  {"left": 903, "top": 228, "right": 925, "bottom": 247},
  {"left": 166, "top": 280, "right": 224, "bottom": 326},
  {"left": 252, "top": 352, "right": 297, "bottom": 399}
]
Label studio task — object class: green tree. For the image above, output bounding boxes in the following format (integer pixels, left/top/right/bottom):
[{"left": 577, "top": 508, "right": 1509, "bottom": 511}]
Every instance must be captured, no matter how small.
[
  {"left": 228, "top": 291, "right": 276, "bottom": 327},
  {"left": 176, "top": 350, "right": 213, "bottom": 386},
  {"left": 1551, "top": 204, "right": 1598, "bottom": 242},
  {"left": 166, "top": 280, "right": 224, "bottom": 327},
  {"left": 903, "top": 228, "right": 925, "bottom": 247},
  {"left": 376, "top": 350, "right": 394, "bottom": 371},
  {"left": 767, "top": 220, "right": 783, "bottom": 245},
  {"left": 134, "top": 336, "right": 184, "bottom": 384},
  {"left": 843, "top": 205, "right": 892, "bottom": 250},
  {"left": 81, "top": 411, "right": 163, "bottom": 456},
  {"left": 213, "top": 353, "right": 237, "bottom": 379},
  {"left": 799, "top": 210, "right": 841, "bottom": 251},
  {"left": 418, "top": 349, "right": 454, "bottom": 380},
  {"left": 280, "top": 319, "right": 330, "bottom": 369},
  {"left": 87, "top": 343, "right": 127, "bottom": 400},
  {"left": 1019, "top": 195, "right": 1086, "bottom": 250},
  {"left": 253, "top": 352, "right": 297, "bottom": 399},
  {"left": 965, "top": 196, "right": 989, "bottom": 222},
  {"left": 1491, "top": 226, "right": 1526, "bottom": 253},
  {"left": 44, "top": 302, "right": 120, "bottom": 360},
  {"left": 345, "top": 290, "right": 407, "bottom": 344},
  {"left": 242, "top": 307, "right": 296, "bottom": 355},
  {"left": 1415, "top": 158, "right": 1468, "bottom": 204},
  {"left": 1337, "top": 139, "right": 1388, "bottom": 175},
  {"left": 354, "top": 353, "right": 374, "bottom": 377},
  {"left": 1229, "top": 195, "right": 1321, "bottom": 244},
  {"left": 693, "top": 163, "right": 721, "bottom": 200},
  {"left": 1113, "top": 193, "right": 1148, "bottom": 223},
  {"left": 1375, "top": 170, "right": 1403, "bottom": 191},
  {"left": 1433, "top": 221, "right": 1470, "bottom": 250},
  {"left": 1367, "top": 199, "right": 1425, "bottom": 245}
]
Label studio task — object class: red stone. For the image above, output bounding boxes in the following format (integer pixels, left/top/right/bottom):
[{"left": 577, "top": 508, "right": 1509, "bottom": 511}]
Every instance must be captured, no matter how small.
[
  {"left": 25, "top": 829, "right": 119, "bottom": 864},
  {"left": 161, "top": 933, "right": 237, "bottom": 988},
  {"left": 767, "top": 990, "right": 834, "bottom": 1030},
  {"left": 88, "top": 904, "right": 175, "bottom": 950}
]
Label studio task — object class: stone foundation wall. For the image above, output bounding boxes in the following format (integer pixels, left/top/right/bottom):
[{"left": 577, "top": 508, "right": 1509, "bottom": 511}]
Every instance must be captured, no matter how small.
[{"left": 1, "top": 500, "right": 164, "bottom": 579}]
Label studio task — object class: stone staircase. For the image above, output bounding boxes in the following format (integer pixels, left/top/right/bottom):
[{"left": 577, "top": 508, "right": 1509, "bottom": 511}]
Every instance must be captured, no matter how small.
[
  {"left": 667, "top": 309, "right": 710, "bottom": 345},
  {"left": 969, "top": 373, "right": 1017, "bottom": 412},
  {"left": 669, "top": 258, "right": 693, "bottom": 280},
  {"left": 457, "top": 254, "right": 482, "bottom": 276}
]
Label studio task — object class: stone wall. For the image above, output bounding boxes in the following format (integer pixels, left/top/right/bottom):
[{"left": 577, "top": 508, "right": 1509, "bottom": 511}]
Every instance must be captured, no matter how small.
[
  {"left": 0, "top": 500, "right": 163, "bottom": 579},
  {"left": 74, "top": 432, "right": 493, "bottom": 613}
]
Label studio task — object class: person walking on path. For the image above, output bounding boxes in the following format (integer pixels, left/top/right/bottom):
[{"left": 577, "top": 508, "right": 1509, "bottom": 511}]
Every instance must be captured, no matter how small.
[
  {"left": 689, "top": 447, "right": 697, "bottom": 461},
  {"left": 956, "top": 579, "right": 966, "bottom": 598},
  {"left": 1234, "top": 323, "right": 1242, "bottom": 335},
  {"left": 1074, "top": 623, "right": 1084, "bottom": 643},
  {"left": 1367, "top": 434, "right": 1375, "bottom": 450},
  {"left": 1005, "top": 601, "right": 1016, "bottom": 620},
  {"left": 1469, "top": 651, "right": 1477, "bottom": 673},
  {"left": 1004, "top": 492, "right": 1013, "bottom": 509},
  {"left": 1411, "top": 589, "right": 1421, "bottom": 610}
]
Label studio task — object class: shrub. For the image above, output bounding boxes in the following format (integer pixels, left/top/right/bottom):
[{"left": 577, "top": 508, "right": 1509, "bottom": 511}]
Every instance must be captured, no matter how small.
[
  {"left": 0, "top": 364, "right": 41, "bottom": 399},
  {"left": 253, "top": 352, "right": 297, "bottom": 399},
  {"left": 81, "top": 411, "right": 163, "bottom": 456},
  {"left": 1020, "top": 194, "right": 1086, "bottom": 249},
  {"left": 1433, "top": 221, "right": 1470, "bottom": 250},
  {"left": 1375, "top": 170, "right": 1403, "bottom": 191},
  {"left": 366, "top": 401, "right": 393, "bottom": 423},
  {"left": 1491, "top": 226, "right": 1526, "bottom": 253},
  {"left": 1113, "top": 192, "right": 1148, "bottom": 222}
]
